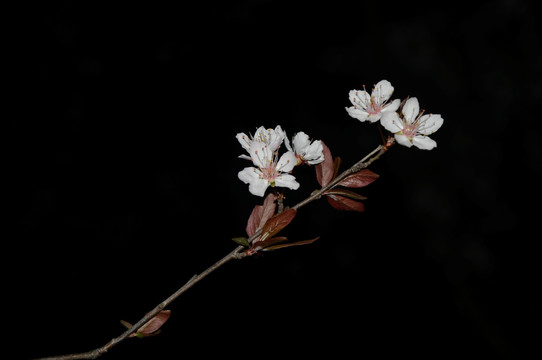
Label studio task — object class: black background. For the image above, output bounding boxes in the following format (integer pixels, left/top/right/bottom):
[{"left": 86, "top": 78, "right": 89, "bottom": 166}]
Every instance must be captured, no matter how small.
[{"left": 11, "top": 1, "right": 541, "bottom": 359}]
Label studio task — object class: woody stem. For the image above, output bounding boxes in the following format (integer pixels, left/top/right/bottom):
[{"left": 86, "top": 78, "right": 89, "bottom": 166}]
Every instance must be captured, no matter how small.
[{"left": 36, "top": 142, "right": 390, "bottom": 360}]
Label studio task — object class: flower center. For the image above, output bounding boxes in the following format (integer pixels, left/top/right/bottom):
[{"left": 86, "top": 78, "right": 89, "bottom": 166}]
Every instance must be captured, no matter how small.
[
  {"left": 295, "top": 153, "right": 305, "bottom": 166},
  {"left": 261, "top": 165, "right": 279, "bottom": 181},
  {"left": 367, "top": 98, "right": 382, "bottom": 115},
  {"left": 402, "top": 123, "right": 418, "bottom": 139}
]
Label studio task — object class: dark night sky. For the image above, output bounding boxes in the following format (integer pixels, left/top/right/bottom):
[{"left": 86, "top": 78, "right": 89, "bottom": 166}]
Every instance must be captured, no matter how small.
[{"left": 10, "top": 1, "right": 542, "bottom": 359}]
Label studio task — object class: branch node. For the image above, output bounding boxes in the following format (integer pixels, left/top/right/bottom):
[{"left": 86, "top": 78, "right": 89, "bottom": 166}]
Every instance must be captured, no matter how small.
[{"left": 232, "top": 251, "right": 247, "bottom": 260}]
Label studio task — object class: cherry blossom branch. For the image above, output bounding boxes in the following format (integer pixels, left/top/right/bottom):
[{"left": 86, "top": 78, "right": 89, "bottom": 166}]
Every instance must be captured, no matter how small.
[
  {"left": 35, "top": 142, "right": 389, "bottom": 360},
  {"left": 37, "top": 76, "right": 446, "bottom": 359}
]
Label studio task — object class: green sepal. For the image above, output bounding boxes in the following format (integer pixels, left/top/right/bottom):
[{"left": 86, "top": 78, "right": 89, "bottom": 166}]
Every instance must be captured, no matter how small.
[{"left": 232, "top": 236, "right": 250, "bottom": 247}]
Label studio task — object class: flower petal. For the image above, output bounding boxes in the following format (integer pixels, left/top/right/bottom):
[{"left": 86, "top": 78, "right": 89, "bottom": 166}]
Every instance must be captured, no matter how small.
[
  {"left": 349, "top": 89, "right": 370, "bottom": 108},
  {"left": 238, "top": 167, "right": 268, "bottom": 196},
  {"left": 382, "top": 98, "right": 401, "bottom": 113},
  {"left": 269, "top": 125, "right": 286, "bottom": 150},
  {"left": 284, "top": 132, "right": 292, "bottom": 152},
  {"left": 250, "top": 126, "right": 285, "bottom": 151},
  {"left": 367, "top": 113, "right": 383, "bottom": 123},
  {"left": 417, "top": 114, "right": 443, "bottom": 135},
  {"left": 346, "top": 106, "right": 369, "bottom": 122},
  {"left": 236, "top": 132, "right": 252, "bottom": 151},
  {"left": 274, "top": 173, "right": 300, "bottom": 190},
  {"left": 402, "top": 97, "right": 420, "bottom": 124},
  {"left": 249, "top": 180, "right": 269, "bottom": 197},
  {"left": 253, "top": 126, "right": 267, "bottom": 141},
  {"left": 412, "top": 135, "right": 437, "bottom": 150},
  {"left": 238, "top": 167, "right": 259, "bottom": 184},
  {"left": 380, "top": 112, "right": 403, "bottom": 133},
  {"left": 238, "top": 154, "right": 252, "bottom": 161},
  {"left": 249, "top": 141, "right": 272, "bottom": 168},
  {"left": 292, "top": 132, "right": 310, "bottom": 154},
  {"left": 277, "top": 151, "right": 297, "bottom": 172},
  {"left": 372, "top": 80, "right": 394, "bottom": 103},
  {"left": 305, "top": 140, "right": 324, "bottom": 164},
  {"left": 394, "top": 134, "right": 413, "bottom": 147}
]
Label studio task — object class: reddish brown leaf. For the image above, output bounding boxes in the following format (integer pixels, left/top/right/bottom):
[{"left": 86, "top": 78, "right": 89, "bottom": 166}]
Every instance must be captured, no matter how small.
[
  {"left": 333, "top": 156, "right": 342, "bottom": 180},
  {"left": 260, "top": 194, "right": 277, "bottom": 227},
  {"left": 263, "top": 236, "right": 320, "bottom": 251},
  {"left": 251, "top": 236, "right": 289, "bottom": 251},
  {"left": 246, "top": 207, "right": 262, "bottom": 237},
  {"left": 256, "top": 208, "right": 297, "bottom": 244},
  {"left": 325, "top": 188, "right": 367, "bottom": 201},
  {"left": 327, "top": 195, "right": 365, "bottom": 212},
  {"left": 246, "top": 193, "right": 277, "bottom": 236},
  {"left": 129, "top": 310, "right": 171, "bottom": 338},
  {"left": 340, "top": 169, "right": 379, "bottom": 188},
  {"left": 315, "top": 141, "right": 334, "bottom": 187}
]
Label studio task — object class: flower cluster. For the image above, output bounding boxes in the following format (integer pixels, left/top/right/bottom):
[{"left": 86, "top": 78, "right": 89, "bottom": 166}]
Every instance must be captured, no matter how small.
[
  {"left": 346, "top": 80, "right": 443, "bottom": 150},
  {"left": 237, "top": 80, "right": 443, "bottom": 196},
  {"left": 237, "top": 126, "right": 324, "bottom": 196}
]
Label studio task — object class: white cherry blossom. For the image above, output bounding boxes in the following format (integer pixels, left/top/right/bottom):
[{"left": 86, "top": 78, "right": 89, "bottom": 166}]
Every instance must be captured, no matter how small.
[
  {"left": 285, "top": 131, "right": 324, "bottom": 165},
  {"left": 236, "top": 125, "right": 286, "bottom": 160},
  {"left": 380, "top": 97, "right": 443, "bottom": 150},
  {"left": 238, "top": 141, "right": 299, "bottom": 196},
  {"left": 346, "top": 80, "right": 400, "bottom": 123}
]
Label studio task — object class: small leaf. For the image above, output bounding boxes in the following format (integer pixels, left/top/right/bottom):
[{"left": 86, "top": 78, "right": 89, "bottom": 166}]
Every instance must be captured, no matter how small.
[
  {"left": 246, "top": 193, "right": 277, "bottom": 237},
  {"left": 325, "top": 188, "right": 367, "bottom": 201},
  {"left": 263, "top": 236, "right": 320, "bottom": 251},
  {"left": 340, "top": 169, "right": 379, "bottom": 188},
  {"left": 252, "top": 236, "right": 289, "bottom": 251},
  {"left": 257, "top": 208, "right": 297, "bottom": 244},
  {"left": 120, "top": 320, "right": 133, "bottom": 329},
  {"left": 246, "top": 207, "right": 262, "bottom": 238},
  {"left": 327, "top": 195, "right": 365, "bottom": 212},
  {"left": 315, "top": 141, "right": 334, "bottom": 187},
  {"left": 132, "top": 310, "right": 171, "bottom": 338},
  {"left": 232, "top": 237, "right": 250, "bottom": 247}
]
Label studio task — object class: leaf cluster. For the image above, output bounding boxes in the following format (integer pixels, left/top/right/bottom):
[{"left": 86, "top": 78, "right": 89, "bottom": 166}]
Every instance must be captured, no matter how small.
[{"left": 315, "top": 142, "right": 379, "bottom": 212}]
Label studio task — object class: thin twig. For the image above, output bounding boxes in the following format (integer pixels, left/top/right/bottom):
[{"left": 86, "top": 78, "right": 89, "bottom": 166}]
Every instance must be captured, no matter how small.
[
  {"left": 35, "top": 247, "right": 245, "bottom": 360},
  {"left": 292, "top": 144, "right": 386, "bottom": 211},
  {"left": 35, "top": 143, "right": 389, "bottom": 360}
]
